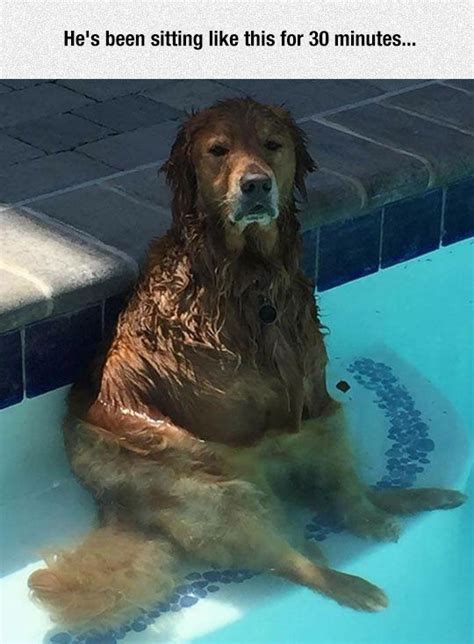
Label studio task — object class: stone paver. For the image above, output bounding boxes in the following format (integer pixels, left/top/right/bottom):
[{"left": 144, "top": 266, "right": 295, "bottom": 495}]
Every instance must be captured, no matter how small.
[
  {"left": 217, "top": 79, "right": 385, "bottom": 118},
  {"left": 77, "top": 120, "right": 179, "bottom": 170},
  {"left": 444, "top": 80, "right": 474, "bottom": 93},
  {"left": 143, "top": 80, "right": 243, "bottom": 112},
  {"left": 4, "top": 114, "right": 113, "bottom": 154},
  {"left": 325, "top": 103, "right": 474, "bottom": 185},
  {"left": 385, "top": 83, "right": 474, "bottom": 131},
  {"left": 0, "top": 268, "right": 51, "bottom": 333},
  {"left": 0, "top": 133, "right": 44, "bottom": 167},
  {"left": 56, "top": 79, "right": 177, "bottom": 101},
  {"left": 0, "top": 84, "right": 92, "bottom": 128},
  {"left": 0, "top": 152, "right": 114, "bottom": 203},
  {"left": 1, "top": 207, "right": 137, "bottom": 332},
  {"left": 303, "top": 120, "right": 429, "bottom": 208},
  {"left": 1, "top": 80, "right": 49, "bottom": 90},
  {"left": 72, "top": 94, "right": 183, "bottom": 133},
  {"left": 106, "top": 166, "right": 171, "bottom": 209},
  {"left": 35, "top": 185, "right": 172, "bottom": 262}
]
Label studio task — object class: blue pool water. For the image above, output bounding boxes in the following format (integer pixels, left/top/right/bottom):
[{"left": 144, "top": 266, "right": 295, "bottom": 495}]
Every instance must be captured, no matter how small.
[{"left": 0, "top": 238, "right": 472, "bottom": 644}]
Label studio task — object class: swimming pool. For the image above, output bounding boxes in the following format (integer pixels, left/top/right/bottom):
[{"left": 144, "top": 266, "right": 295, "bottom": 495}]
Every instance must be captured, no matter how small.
[{"left": 0, "top": 238, "right": 472, "bottom": 644}]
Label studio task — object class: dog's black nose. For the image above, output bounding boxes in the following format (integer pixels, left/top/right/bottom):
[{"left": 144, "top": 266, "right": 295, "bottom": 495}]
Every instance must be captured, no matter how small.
[{"left": 240, "top": 173, "right": 272, "bottom": 197}]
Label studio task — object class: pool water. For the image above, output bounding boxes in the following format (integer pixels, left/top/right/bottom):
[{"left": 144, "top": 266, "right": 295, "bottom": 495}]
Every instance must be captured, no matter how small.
[{"left": 0, "top": 239, "right": 472, "bottom": 644}]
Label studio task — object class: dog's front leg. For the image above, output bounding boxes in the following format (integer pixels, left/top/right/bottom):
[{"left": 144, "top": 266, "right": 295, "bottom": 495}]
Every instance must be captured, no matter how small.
[{"left": 291, "top": 401, "right": 401, "bottom": 542}]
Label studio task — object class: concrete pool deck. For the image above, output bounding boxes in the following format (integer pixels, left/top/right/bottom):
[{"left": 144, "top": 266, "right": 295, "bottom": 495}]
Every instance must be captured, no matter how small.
[{"left": 1, "top": 79, "right": 473, "bottom": 338}]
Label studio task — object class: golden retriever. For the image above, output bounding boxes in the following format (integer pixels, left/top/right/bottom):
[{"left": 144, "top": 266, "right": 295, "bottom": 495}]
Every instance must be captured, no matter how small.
[{"left": 28, "top": 98, "right": 466, "bottom": 632}]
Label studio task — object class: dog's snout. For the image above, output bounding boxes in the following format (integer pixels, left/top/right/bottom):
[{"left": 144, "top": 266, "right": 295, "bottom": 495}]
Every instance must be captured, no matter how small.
[{"left": 240, "top": 173, "right": 272, "bottom": 197}]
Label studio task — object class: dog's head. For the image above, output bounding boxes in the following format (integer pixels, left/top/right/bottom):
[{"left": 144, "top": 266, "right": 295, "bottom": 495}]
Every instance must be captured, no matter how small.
[{"left": 162, "top": 98, "right": 316, "bottom": 233}]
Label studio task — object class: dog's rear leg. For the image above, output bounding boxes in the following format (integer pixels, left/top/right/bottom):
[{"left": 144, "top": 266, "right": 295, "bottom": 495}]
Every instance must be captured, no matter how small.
[
  {"left": 28, "top": 525, "right": 181, "bottom": 632},
  {"left": 151, "top": 478, "right": 387, "bottom": 612},
  {"left": 368, "top": 487, "right": 467, "bottom": 515}
]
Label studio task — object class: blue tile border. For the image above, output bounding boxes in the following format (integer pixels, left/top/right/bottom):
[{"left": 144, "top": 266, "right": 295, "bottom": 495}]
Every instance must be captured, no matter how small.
[
  {"left": 442, "top": 177, "right": 474, "bottom": 246},
  {"left": 381, "top": 188, "right": 442, "bottom": 268},
  {"left": 317, "top": 210, "right": 382, "bottom": 291},
  {"left": 0, "top": 329, "right": 23, "bottom": 409},
  {"left": 0, "top": 178, "right": 472, "bottom": 410},
  {"left": 25, "top": 305, "right": 102, "bottom": 397}
]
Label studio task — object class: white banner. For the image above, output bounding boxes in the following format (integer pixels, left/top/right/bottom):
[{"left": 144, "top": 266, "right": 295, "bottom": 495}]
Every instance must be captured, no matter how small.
[{"left": 0, "top": 0, "right": 473, "bottom": 79}]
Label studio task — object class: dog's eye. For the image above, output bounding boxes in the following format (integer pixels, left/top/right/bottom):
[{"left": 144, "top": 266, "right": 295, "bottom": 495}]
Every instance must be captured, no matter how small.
[
  {"left": 209, "top": 144, "right": 229, "bottom": 157},
  {"left": 265, "top": 140, "right": 282, "bottom": 151}
]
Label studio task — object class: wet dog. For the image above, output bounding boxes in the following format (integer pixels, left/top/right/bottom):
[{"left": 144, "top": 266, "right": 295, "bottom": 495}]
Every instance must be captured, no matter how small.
[{"left": 28, "top": 98, "right": 466, "bottom": 631}]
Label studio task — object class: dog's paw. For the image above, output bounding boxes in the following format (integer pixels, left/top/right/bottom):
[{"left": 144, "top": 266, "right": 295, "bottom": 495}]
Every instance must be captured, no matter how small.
[
  {"left": 319, "top": 568, "right": 388, "bottom": 612},
  {"left": 349, "top": 508, "right": 401, "bottom": 542}
]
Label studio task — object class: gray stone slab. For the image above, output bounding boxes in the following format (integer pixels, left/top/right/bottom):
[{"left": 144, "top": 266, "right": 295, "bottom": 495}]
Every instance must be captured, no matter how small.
[
  {"left": 57, "top": 80, "right": 177, "bottom": 101},
  {"left": 77, "top": 120, "right": 179, "bottom": 170},
  {"left": 0, "top": 84, "right": 92, "bottom": 128},
  {"left": 144, "top": 80, "right": 244, "bottom": 112},
  {"left": 302, "top": 168, "right": 363, "bottom": 227},
  {"left": 325, "top": 103, "right": 474, "bottom": 186},
  {"left": 0, "top": 133, "right": 45, "bottom": 167},
  {"left": 365, "top": 80, "right": 432, "bottom": 92},
  {"left": 0, "top": 267, "right": 51, "bottom": 333},
  {"left": 106, "top": 166, "right": 171, "bottom": 210},
  {"left": 217, "top": 80, "right": 384, "bottom": 118},
  {"left": 1, "top": 80, "right": 49, "bottom": 89},
  {"left": 72, "top": 94, "right": 184, "bottom": 132},
  {"left": 444, "top": 80, "right": 474, "bottom": 93},
  {"left": 35, "top": 185, "right": 172, "bottom": 262},
  {"left": 302, "top": 120, "right": 429, "bottom": 208},
  {"left": 1, "top": 208, "right": 137, "bottom": 329},
  {"left": 4, "top": 113, "right": 113, "bottom": 154},
  {"left": 0, "top": 152, "right": 114, "bottom": 203},
  {"left": 385, "top": 83, "right": 474, "bottom": 132}
]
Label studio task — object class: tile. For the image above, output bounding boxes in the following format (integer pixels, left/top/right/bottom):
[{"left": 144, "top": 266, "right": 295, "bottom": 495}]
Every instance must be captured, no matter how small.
[
  {"left": 300, "top": 228, "right": 318, "bottom": 282},
  {"left": 218, "top": 80, "right": 383, "bottom": 118},
  {"left": 104, "top": 291, "right": 131, "bottom": 337},
  {"left": 1, "top": 208, "right": 137, "bottom": 325},
  {"left": 325, "top": 103, "right": 474, "bottom": 186},
  {"left": 365, "top": 80, "right": 432, "bottom": 92},
  {"left": 0, "top": 79, "right": 49, "bottom": 90},
  {"left": 106, "top": 166, "right": 171, "bottom": 209},
  {"left": 36, "top": 185, "right": 172, "bottom": 262},
  {"left": 0, "top": 132, "right": 44, "bottom": 167},
  {"left": 443, "top": 177, "right": 474, "bottom": 245},
  {"left": 25, "top": 305, "right": 102, "bottom": 396},
  {"left": 57, "top": 79, "right": 176, "bottom": 101},
  {"left": 0, "top": 267, "right": 51, "bottom": 333},
  {"left": 73, "top": 94, "right": 183, "bottom": 132},
  {"left": 4, "top": 113, "right": 113, "bottom": 153},
  {"left": 385, "top": 83, "right": 474, "bottom": 131},
  {"left": 303, "top": 120, "right": 429, "bottom": 209},
  {"left": 0, "top": 83, "right": 92, "bottom": 128},
  {"left": 143, "top": 80, "right": 243, "bottom": 112},
  {"left": 77, "top": 120, "right": 179, "bottom": 170},
  {"left": 381, "top": 189, "right": 442, "bottom": 268},
  {"left": 0, "top": 151, "right": 114, "bottom": 202},
  {"left": 317, "top": 211, "right": 381, "bottom": 291},
  {"left": 0, "top": 330, "right": 23, "bottom": 409},
  {"left": 442, "top": 80, "right": 474, "bottom": 93}
]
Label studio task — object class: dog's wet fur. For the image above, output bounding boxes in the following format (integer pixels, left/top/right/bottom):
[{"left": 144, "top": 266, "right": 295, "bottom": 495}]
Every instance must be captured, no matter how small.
[{"left": 28, "top": 98, "right": 467, "bottom": 631}]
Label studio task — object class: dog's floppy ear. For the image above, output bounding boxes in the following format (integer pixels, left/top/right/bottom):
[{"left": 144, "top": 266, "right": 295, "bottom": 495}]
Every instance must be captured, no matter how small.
[
  {"left": 270, "top": 106, "right": 317, "bottom": 200},
  {"left": 160, "top": 123, "right": 197, "bottom": 224}
]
